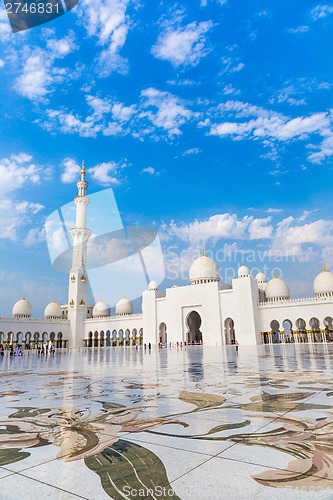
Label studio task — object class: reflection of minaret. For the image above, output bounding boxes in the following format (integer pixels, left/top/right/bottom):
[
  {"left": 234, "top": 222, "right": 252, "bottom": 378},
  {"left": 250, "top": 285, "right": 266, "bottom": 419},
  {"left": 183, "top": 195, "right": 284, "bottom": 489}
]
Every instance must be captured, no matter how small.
[{"left": 67, "top": 162, "right": 92, "bottom": 348}]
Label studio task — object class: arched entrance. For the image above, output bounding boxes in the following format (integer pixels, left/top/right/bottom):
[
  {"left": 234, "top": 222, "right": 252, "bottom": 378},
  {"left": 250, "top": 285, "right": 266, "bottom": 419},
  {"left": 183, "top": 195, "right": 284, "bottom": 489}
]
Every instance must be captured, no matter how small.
[
  {"left": 270, "top": 320, "right": 280, "bottom": 344},
  {"left": 310, "top": 317, "right": 321, "bottom": 342},
  {"left": 224, "top": 318, "right": 235, "bottom": 344},
  {"left": 94, "top": 331, "right": 98, "bottom": 347},
  {"left": 88, "top": 332, "right": 93, "bottom": 348},
  {"left": 57, "top": 332, "right": 63, "bottom": 348},
  {"left": 159, "top": 323, "right": 167, "bottom": 345},
  {"left": 106, "top": 330, "right": 111, "bottom": 346},
  {"left": 186, "top": 311, "right": 202, "bottom": 344},
  {"left": 282, "top": 319, "right": 292, "bottom": 343},
  {"left": 25, "top": 332, "right": 31, "bottom": 349},
  {"left": 296, "top": 318, "right": 306, "bottom": 343},
  {"left": 324, "top": 317, "right": 333, "bottom": 342}
]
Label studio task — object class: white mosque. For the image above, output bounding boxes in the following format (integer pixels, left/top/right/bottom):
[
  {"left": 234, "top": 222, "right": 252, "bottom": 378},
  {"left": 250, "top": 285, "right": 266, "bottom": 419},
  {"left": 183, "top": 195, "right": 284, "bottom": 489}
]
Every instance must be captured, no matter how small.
[{"left": 1, "top": 166, "right": 333, "bottom": 349}]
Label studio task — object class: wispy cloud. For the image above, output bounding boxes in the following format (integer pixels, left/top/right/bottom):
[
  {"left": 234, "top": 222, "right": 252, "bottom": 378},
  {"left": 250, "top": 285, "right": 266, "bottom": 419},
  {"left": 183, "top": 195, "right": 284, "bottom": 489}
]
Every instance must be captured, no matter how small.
[
  {"left": 310, "top": 4, "right": 333, "bottom": 21},
  {"left": 152, "top": 20, "right": 213, "bottom": 67},
  {"left": 14, "top": 33, "right": 78, "bottom": 102},
  {"left": 76, "top": 0, "right": 134, "bottom": 76}
]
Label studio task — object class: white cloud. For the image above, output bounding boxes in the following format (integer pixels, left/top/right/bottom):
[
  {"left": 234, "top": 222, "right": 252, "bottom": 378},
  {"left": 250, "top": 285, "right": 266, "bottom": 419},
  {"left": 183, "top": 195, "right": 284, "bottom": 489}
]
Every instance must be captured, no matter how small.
[
  {"left": 223, "top": 84, "right": 241, "bottom": 95},
  {"left": 88, "top": 161, "right": 122, "bottom": 185},
  {"left": 61, "top": 158, "right": 81, "bottom": 183},
  {"left": 14, "top": 33, "right": 77, "bottom": 102},
  {"left": 0, "top": 153, "right": 42, "bottom": 195},
  {"left": 166, "top": 213, "right": 272, "bottom": 245},
  {"left": 76, "top": 0, "right": 132, "bottom": 76},
  {"left": 206, "top": 100, "right": 333, "bottom": 163},
  {"left": 311, "top": 4, "right": 333, "bottom": 21},
  {"left": 112, "top": 102, "right": 136, "bottom": 121},
  {"left": 24, "top": 227, "right": 46, "bottom": 246},
  {"left": 288, "top": 25, "right": 310, "bottom": 34},
  {"left": 182, "top": 148, "right": 202, "bottom": 155},
  {"left": 141, "top": 167, "right": 158, "bottom": 175},
  {"left": 140, "top": 87, "right": 194, "bottom": 136},
  {"left": 221, "top": 57, "right": 245, "bottom": 75},
  {"left": 152, "top": 20, "right": 213, "bottom": 67},
  {"left": 0, "top": 7, "right": 12, "bottom": 40},
  {"left": 0, "top": 199, "right": 44, "bottom": 242}
]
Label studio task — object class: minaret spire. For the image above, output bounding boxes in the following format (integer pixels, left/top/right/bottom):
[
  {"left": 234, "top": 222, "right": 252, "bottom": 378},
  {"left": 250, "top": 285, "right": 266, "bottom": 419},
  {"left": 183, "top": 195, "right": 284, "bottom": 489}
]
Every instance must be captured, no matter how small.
[{"left": 81, "top": 160, "right": 86, "bottom": 180}]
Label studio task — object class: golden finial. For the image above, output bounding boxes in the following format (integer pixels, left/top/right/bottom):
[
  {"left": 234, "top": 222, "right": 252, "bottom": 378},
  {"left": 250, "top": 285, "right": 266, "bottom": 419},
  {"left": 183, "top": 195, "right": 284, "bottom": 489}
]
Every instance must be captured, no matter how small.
[
  {"left": 324, "top": 265, "right": 327, "bottom": 272},
  {"left": 202, "top": 249, "right": 205, "bottom": 256},
  {"left": 80, "top": 160, "right": 86, "bottom": 178},
  {"left": 273, "top": 272, "right": 277, "bottom": 279}
]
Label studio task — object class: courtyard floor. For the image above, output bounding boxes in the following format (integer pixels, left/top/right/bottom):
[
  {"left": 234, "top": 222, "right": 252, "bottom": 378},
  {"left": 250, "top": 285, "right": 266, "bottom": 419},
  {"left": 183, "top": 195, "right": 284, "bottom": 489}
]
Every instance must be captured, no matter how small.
[{"left": 0, "top": 344, "right": 332, "bottom": 499}]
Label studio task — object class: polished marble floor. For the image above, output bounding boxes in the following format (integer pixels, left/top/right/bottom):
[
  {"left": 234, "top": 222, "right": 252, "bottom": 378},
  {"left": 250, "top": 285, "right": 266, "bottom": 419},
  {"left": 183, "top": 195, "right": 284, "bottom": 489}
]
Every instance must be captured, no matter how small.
[{"left": 0, "top": 343, "right": 333, "bottom": 499}]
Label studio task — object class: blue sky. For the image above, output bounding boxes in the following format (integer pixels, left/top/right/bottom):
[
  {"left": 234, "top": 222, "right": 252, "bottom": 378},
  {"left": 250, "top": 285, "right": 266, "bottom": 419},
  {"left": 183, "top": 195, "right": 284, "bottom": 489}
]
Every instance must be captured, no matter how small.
[{"left": 0, "top": 0, "right": 333, "bottom": 314}]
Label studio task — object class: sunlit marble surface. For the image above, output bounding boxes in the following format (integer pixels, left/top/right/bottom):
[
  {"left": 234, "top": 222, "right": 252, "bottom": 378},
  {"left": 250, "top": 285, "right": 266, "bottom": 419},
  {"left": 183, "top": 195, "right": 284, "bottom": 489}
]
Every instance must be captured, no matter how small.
[{"left": 0, "top": 344, "right": 333, "bottom": 499}]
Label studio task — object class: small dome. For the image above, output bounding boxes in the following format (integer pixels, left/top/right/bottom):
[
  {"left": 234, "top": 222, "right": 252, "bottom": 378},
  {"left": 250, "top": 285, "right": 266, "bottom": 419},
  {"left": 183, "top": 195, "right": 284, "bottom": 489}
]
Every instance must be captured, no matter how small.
[
  {"left": 13, "top": 297, "right": 32, "bottom": 318},
  {"left": 265, "top": 275, "right": 290, "bottom": 301},
  {"left": 93, "top": 300, "right": 109, "bottom": 318},
  {"left": 256, "top": 272, "right": 267, "bottom": 283},
  {"left": 313, "top": 267, "right": 333, "bottom": 296},
  {"left": 238, "top": 264, "right": 250, "bottom": 278},
  {"left": 44, "top": 300, "right": 62, "bottom": 319},
  {"left": 116, "top": 297, "right": 133, "bottom": 316},
  {"left": 148, "top": 280, "right": 158, "bottom": 291},
  {"left": 189, "top": 251, "right": 220, "bottom": 284}
]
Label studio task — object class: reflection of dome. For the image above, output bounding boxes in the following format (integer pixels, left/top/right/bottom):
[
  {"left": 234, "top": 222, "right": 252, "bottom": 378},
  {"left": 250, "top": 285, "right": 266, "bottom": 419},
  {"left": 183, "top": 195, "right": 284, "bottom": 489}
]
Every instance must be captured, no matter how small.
[
  {"left": 256, "top": 272, "right": 267, "bottom": 283},
  {"left": 13, "top": 297, "right": 32, "bottom": 318},
  {"left": 313, "top": 267, "right": 333, "bottom": 297},
  {"left": 44, "top": 300, "right": 62, "bottom": 319},
  {"left": 148, "top": 280, "right": 158, "bottom": 291},
  {"left": 265, "top": 275, "right": 290, "bottom": 302},
  {"left": 238, "top": 264, "right": 250, "bottom": 278},
  {"left": 93, "top": 300, "right": 109, "bottom": 318},
  {"left": 116, "top": 298, "right": 133, "bottom": 316},
  {"left": 189, "top": 251, "right": 220, "bottom": 285}
]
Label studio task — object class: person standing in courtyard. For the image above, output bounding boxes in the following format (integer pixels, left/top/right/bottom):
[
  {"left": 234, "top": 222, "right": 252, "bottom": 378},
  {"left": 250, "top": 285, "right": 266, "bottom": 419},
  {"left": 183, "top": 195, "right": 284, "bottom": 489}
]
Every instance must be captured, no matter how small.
[{"left": 235, "top": 341, "right": 239, "bottom": 353}]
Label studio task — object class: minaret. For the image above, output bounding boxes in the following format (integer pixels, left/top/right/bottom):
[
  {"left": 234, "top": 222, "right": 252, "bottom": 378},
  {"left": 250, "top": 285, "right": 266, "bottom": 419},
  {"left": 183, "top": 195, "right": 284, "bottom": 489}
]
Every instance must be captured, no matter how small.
[{"left": 67, "top": 161, "right": 92, "bottom": 348}]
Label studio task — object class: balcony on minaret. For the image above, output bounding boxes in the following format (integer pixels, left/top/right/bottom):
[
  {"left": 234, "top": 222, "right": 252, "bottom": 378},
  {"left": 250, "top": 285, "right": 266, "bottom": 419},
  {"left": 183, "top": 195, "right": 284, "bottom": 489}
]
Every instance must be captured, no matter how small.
[
  {"left": 79, "top": 299, "right": 85, "bottom": 306},
  {"left": 71, "top": 275, "right": 76, "bottom": 283}
]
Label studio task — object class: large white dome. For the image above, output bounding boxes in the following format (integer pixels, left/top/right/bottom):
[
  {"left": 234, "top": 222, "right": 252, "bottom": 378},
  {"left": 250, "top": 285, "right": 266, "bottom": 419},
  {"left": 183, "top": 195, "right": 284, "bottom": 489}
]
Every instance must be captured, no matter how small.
[
  {"left": 44, "top": 300, "right": 62, "bottom": 319},
  {"left": 313, "top": 267, "right": 333, "bottom": 296},
  {"left": 93, "top": 300, "right": 109, "bottom": 318},
  {"left": 238, "top": 264, "right": 250, "bottom": 278},
  {"left": 189, "top": 252, "right": 220, "bottom": 284},
  {"left": 116, "top": 297, "right": 133, "bottom": 316},
  {"left": 13, "top": 297, "right": 32, "bottom": 318},
  {"left": 265, "top": 275, "right": 290, "bottom": 301}
]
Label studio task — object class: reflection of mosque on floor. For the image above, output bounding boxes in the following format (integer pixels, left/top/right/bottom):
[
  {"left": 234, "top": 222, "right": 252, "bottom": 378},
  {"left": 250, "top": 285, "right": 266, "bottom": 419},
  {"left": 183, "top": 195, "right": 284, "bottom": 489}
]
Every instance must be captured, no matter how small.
[{"left": 1, "top": 168, "right": 333, "bottom": 349}]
